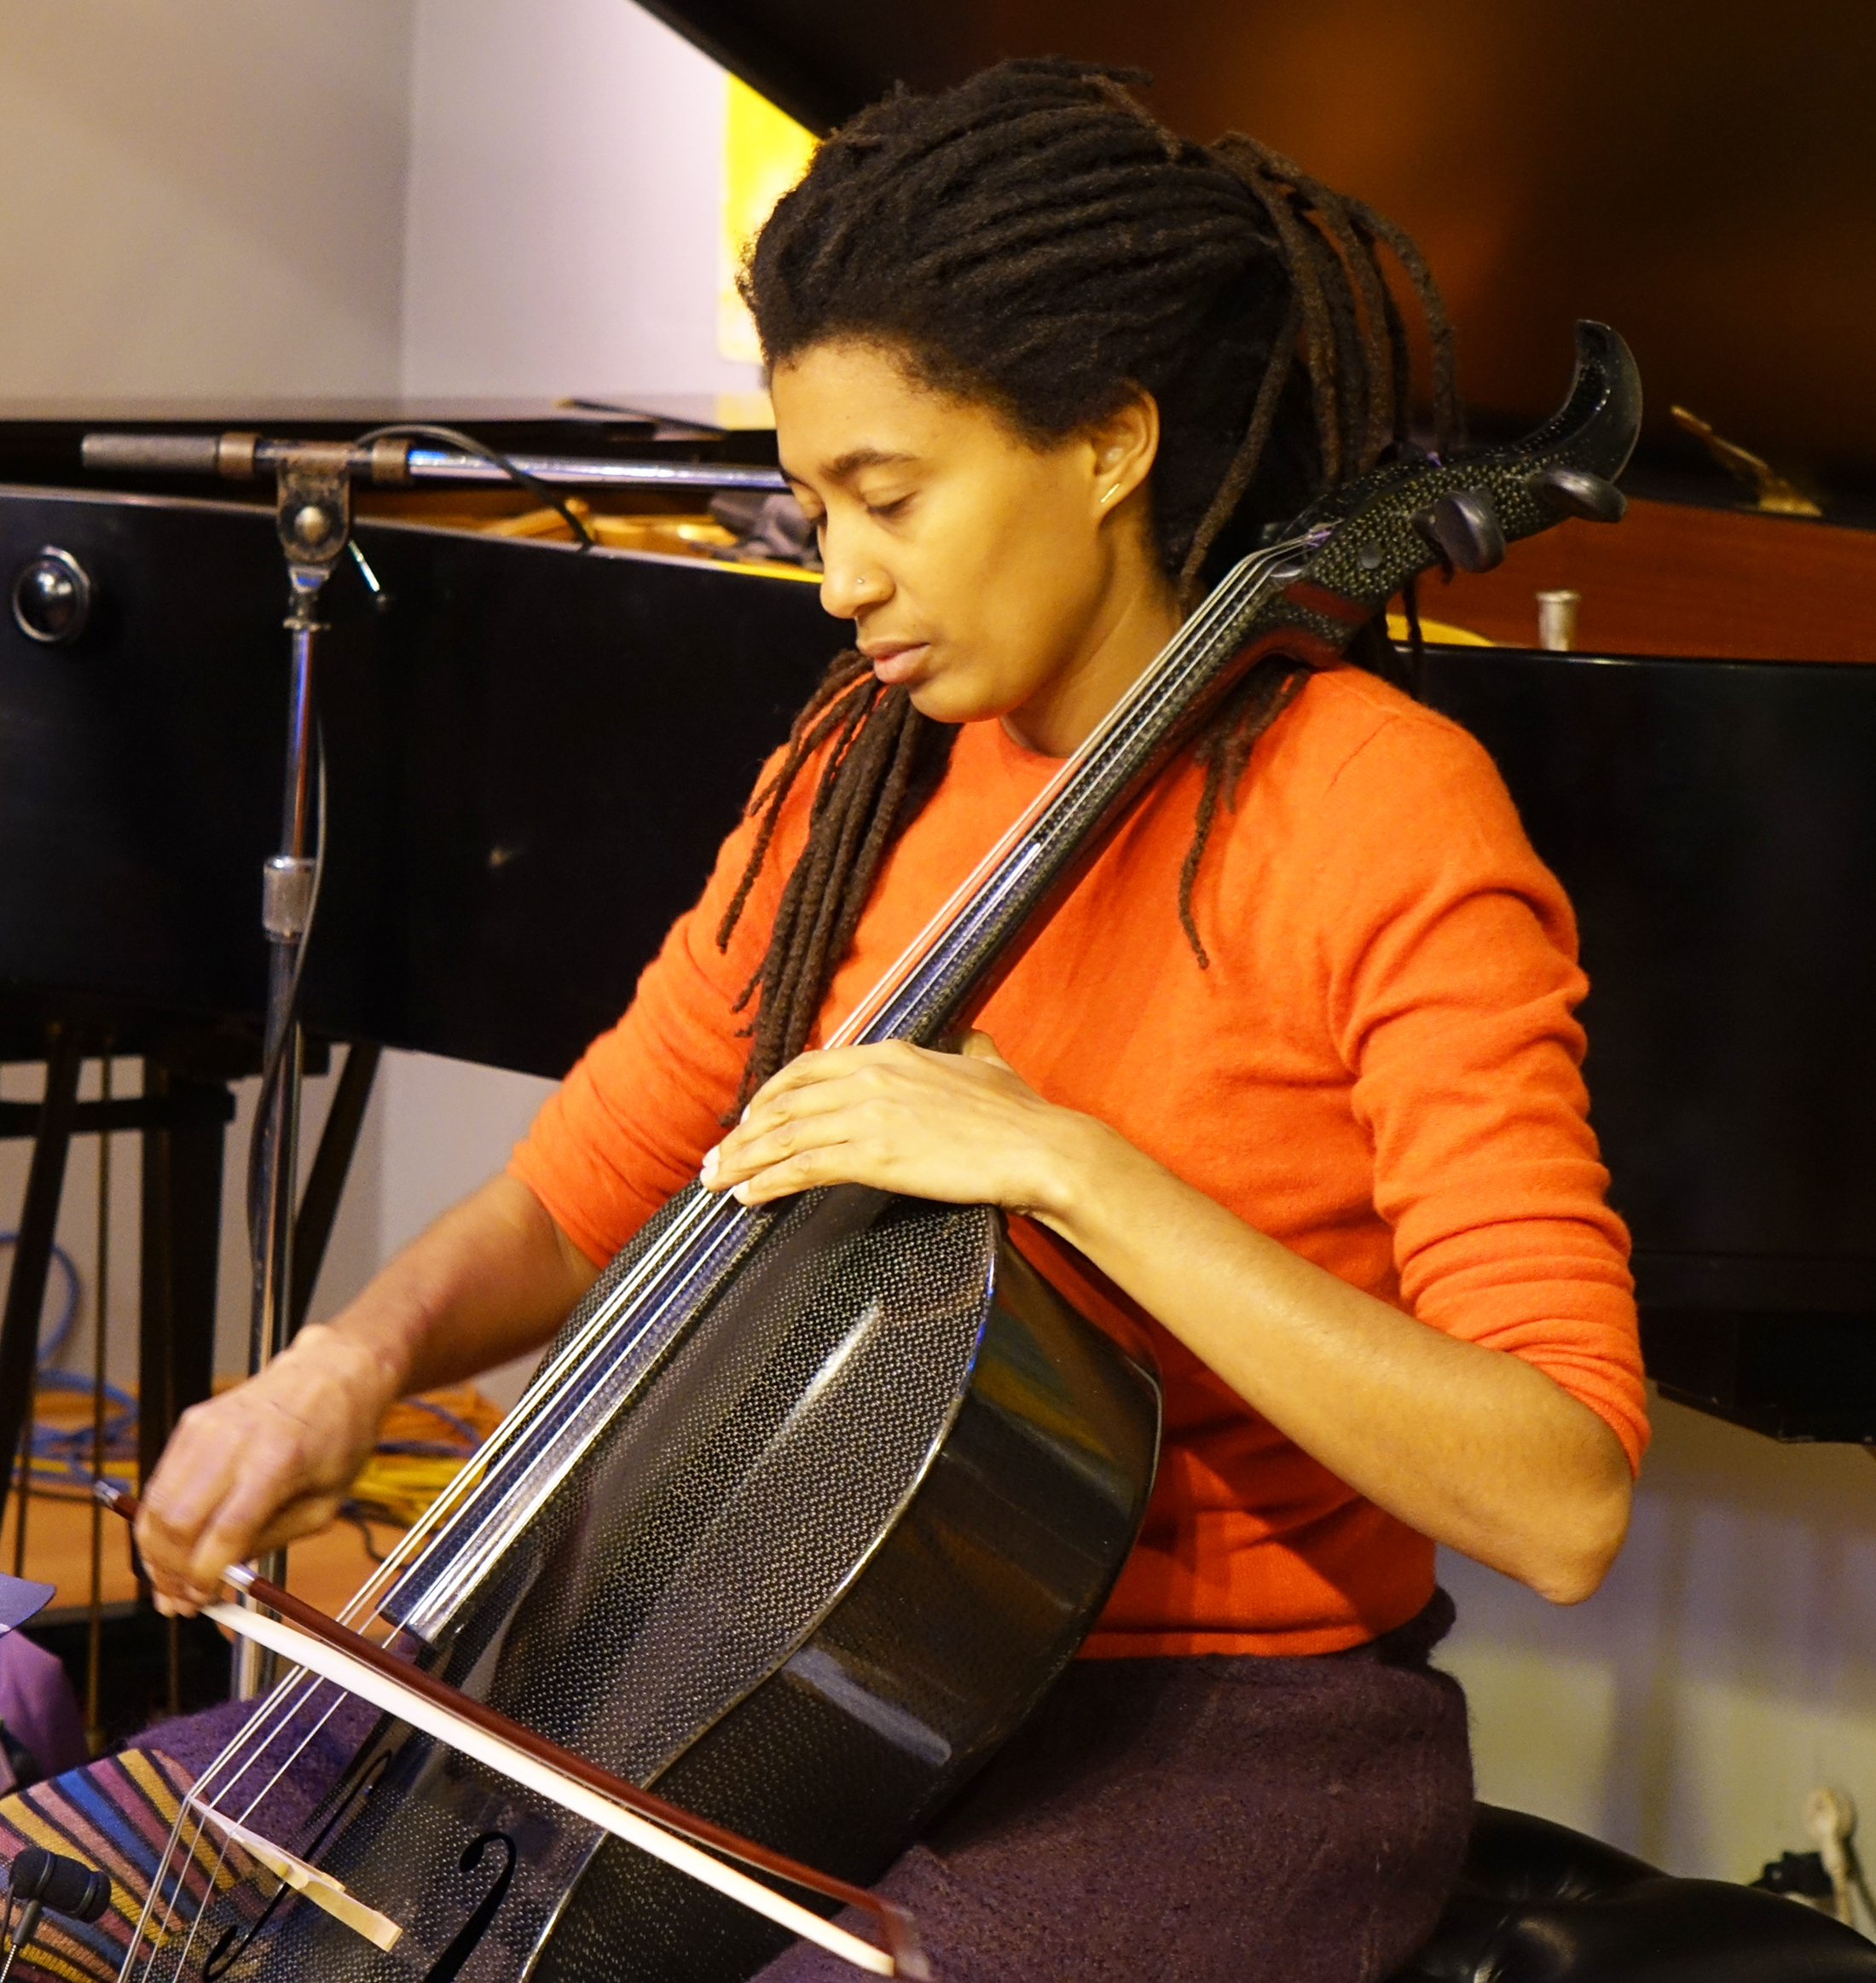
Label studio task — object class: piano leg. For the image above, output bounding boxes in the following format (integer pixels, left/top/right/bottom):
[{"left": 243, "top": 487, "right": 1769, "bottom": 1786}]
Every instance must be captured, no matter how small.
[
  {"left": 137, "top": 1058, "right": 228, "bottom": 1714},
  {"left": 0, "top": 1025, "right": 84, "bottom": 1545},
  {"left": 136, "top": 1059, "right": 227, "bottom": 1487},
  {"left": 290, "top": 1040, "right": 381, "bottom": 1336}
]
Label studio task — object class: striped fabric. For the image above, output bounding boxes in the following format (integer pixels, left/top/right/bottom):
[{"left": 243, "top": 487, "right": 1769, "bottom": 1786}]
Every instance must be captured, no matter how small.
[{"left": 0, "top": 1748, "right": 260, "bottom": 1983}]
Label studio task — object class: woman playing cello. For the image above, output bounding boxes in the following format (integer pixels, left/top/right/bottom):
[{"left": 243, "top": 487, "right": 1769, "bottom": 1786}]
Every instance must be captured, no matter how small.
[{"left": 15, "top": 59, "right": 1644, "bottom": 1983}]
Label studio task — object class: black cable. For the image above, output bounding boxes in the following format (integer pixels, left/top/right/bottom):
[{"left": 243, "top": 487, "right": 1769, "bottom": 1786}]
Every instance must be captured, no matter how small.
[
  {"left": 1400, "top": 572, "right": 1427, "bottom": 695},
  {"left": 0, "top": 1893, "right": 24, "bottom": 1983},
  {"left": 341, "top": 1510, "right": 389, "bottom": 1563},
  {"left": 354, "top": 422, "right": 596, "bottom": 550},
  {"left": 245, "top": 726, "right": 328, "bottom": 1333}
]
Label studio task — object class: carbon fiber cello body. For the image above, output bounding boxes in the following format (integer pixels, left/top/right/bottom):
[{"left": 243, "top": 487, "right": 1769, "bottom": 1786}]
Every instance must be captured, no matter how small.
[
  {"left": 143, "top": 323, "right": 1641, "bottom": 1983},
  {"left": 171, "top": 1186, "right": 1157, "bottom": 1983}
]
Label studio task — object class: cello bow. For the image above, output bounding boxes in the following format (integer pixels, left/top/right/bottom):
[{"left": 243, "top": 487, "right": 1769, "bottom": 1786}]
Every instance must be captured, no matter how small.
[{"left": 96, "top": 1482, "right": 929, "bottom": 1980}]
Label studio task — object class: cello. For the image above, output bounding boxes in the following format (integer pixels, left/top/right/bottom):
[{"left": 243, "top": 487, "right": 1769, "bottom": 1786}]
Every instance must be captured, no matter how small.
[{"left": 112, "top": 323, "right": 1640, "bottom": 1983}]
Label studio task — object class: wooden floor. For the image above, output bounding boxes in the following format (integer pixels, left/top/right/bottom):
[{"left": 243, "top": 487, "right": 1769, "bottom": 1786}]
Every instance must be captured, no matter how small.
[{"left": 1, "top": 1483, "right": 397, "bottom": 1622}]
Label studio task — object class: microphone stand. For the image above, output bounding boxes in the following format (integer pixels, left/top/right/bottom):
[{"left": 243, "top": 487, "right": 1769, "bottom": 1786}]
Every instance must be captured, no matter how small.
[{"left": 234, "top": 445, "right": 354, "bottom": 1700}]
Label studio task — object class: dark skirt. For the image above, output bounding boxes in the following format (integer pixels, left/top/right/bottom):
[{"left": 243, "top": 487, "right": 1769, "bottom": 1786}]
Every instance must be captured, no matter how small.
[
  {"left": 756, "top": 1591, "right": 1474, "bottom": 1983},
  {"left": 0, "top": 1597, "right": 1468, "bottom": 1983}
]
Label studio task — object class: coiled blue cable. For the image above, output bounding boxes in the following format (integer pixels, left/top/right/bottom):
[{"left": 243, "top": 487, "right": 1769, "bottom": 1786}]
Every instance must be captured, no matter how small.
[{"left": 1, "top": 1232, "right": 138, "bottom": 1487}]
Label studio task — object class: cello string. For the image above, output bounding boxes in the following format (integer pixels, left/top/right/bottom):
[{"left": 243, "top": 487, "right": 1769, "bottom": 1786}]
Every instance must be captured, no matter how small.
[
  {"left": 130, "top": 1637, "right": 362, "bottom": 1978},
  {"left": 833, "top": 551, "right": 1272, "bottom": 1031},
  {"left": 142, "top": 552, "right": 1276, "bottom": 1873},
  {"left": 163, "top": 1676, "right": 350, "bottom": 1983},
  {"left": 336, "top": 1190, "right": 738, "bottom": 1619},
  {"left": 129, "top": 1219, "right": 743, "bottom": 1939},
  {"left": 132, "top": 1798, "right": 249, "bottom": 1983},
  {"left": 131, "top": 1750, "right": 262, "bottom": 1983},
  {"left": 141, "top": 1223, "right": 767, "bottom": 1940},
  {"left": 119, "top": 1794, "right": 196, "bottom": 1983},
  {"left": 127, "top": 1671, "right": 335, "bottom": 1983},
  {"left": 162, "top": 1204, "right": 752, "bottom": 1868},
  {"left": 156, "top": 1802, "right": 237, "bottom": 1983},
  {"left": 127, "top": 1702, "right": 279, "bottom": 1978},
  {"left": 169, "top": 1644, "right": 387, "bottom": 1885},
  {"left": 377, "top": 1209, "right": 767, "bottom": 1621},
  {"left": 322, "top": 540, "right": 1255, "bottom": 1633},
  {"left": 336, "top": 1193, "right": 751, "bottom": 1631},
  {"left": 388, "top": 549, "right": 1266, "bottom": 1532},
  {"left": 145, "top": 1663, "right": 383, "bottom": 1982},
  {"left": 825, "top": 550, "right": 1283, "bottom": 1049}
]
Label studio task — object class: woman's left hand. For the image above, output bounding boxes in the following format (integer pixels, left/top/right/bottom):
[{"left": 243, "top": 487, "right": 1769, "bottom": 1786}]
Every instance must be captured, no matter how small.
[
  {"left": 703, "top": 1031, "right": 1092, "bottom": 1220},
  {"left": 705, "top": 1029, "right": 1634, "bottom": 1607}
]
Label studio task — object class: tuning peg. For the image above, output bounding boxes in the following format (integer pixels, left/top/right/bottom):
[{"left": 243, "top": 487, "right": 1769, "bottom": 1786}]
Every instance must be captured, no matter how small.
[
  {"left": 1411, "top": 490, "right": 1506, "bottom": 574},
  {"left": 1526, "top": 464, "right": 1627, "bottom": 525}
]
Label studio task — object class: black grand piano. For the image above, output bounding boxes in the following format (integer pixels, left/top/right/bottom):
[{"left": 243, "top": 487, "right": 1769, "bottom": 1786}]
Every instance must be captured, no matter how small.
[{"left": 3, "top": 4, "right": 1874, "bottom": 1720}]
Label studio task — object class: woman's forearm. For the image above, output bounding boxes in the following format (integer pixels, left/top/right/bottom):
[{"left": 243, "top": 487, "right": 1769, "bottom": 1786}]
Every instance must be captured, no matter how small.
[
  {"left": 326, "top": 1172, "right": 600, "bottom": 1396},
  {"left": 136, "top": 1173, "right": 599, "bottom": 1607},
  {"left": 1032, "top": 1115, "right": 1632, "bottom": 1603},
  {"left": 705, "top": 1035, "right": 1633, "bottom": 1605}
]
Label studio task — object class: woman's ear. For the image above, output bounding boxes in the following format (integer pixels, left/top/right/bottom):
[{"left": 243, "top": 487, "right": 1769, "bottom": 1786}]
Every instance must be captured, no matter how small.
[{"left": 1087, "top": 388, "right": 1161, "bottom": 519}]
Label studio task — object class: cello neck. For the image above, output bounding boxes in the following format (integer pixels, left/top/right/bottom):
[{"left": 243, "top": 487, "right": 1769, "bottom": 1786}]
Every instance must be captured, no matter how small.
[{"left": 833, "top": 316, "right": 1645, "bottom": 1052}]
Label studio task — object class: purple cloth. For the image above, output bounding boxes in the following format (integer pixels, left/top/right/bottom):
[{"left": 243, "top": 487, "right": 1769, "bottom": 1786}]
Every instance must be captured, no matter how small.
[
  {"left": 756, "top": 1592, "right": 1473, "bottom": 1983},
  {"left": 132, "top": 1693, "right": 258, "bottom": 1776},
  {"left": 0, "top": 1628, "right": 87, "bottom": 1788},
  {"left": 8, "top": 1596, "right": 1468, "bottom": 1982},
  {"left": 135, "top": 1688, "right": 381, "bottom": 1841}
]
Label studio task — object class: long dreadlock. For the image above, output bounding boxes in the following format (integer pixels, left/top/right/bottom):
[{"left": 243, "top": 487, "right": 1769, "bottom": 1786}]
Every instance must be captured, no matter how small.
[{"left": 720, "top": 59, "right": 1457, "bottom": 1108}]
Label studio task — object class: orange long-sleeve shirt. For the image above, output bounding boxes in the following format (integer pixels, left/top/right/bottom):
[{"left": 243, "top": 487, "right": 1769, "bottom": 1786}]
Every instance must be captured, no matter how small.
[{"left": 511, "top": 662, "right": 1647, "bottom": 1656}]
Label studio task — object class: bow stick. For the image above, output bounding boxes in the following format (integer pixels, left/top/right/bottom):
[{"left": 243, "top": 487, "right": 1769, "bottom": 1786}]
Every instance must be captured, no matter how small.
[{"left": 96, "top": 1482, "right": 928, "bottom": 1980}]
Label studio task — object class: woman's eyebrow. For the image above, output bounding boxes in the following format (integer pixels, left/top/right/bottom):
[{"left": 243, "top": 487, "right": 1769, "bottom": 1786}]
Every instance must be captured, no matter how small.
[{"left": 783, "top": 446, "right": 918, "bottom": 489}]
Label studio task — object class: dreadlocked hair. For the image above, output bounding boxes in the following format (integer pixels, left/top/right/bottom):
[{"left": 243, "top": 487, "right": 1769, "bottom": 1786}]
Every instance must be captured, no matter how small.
[{"left": 719, "top": 57, "right": 1457, "bottom": 1107}]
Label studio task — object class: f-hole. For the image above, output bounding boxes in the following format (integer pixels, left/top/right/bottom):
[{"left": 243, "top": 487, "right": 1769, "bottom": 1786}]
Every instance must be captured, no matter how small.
[
  {"left": 424, "top": 1832, "right": 518, "bottom": 1983},
  {"left": 202, "top": 1750, "right": 392, "bottom": 1980}
]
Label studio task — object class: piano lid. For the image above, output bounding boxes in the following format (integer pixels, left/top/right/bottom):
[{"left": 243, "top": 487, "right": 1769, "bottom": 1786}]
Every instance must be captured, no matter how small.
[{"left": 640, "top": 0, "right": 1876, "bottom": 508}]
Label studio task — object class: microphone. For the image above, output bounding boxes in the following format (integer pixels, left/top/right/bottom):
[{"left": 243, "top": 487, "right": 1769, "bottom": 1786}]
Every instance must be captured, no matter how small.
[
  {"left": 77, "top": 429, "right": 786, "bottom": 494},
  {"left": 3, "top": 1847, "right": 112, "bottom": 1983},
  {"left": 9, "top": 1847, "right": 112, "bottom": 1922}
]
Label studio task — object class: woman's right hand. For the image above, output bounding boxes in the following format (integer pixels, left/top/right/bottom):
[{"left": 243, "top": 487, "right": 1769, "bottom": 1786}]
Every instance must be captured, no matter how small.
[
  {"left": 133, "top": 1173, "right": 598, "bottom": 1615},
  {"left": 134, "top": 1324, "right": 403, "bottom": 1615}
]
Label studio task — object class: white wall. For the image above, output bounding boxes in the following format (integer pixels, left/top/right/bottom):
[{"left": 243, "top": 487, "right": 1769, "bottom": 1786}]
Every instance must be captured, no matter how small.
[
  {"left": 401, "top": 0, "right": 760, "bottom": 399},
  {"left": 366, "top": 1052, "right": 560, "bottom": 1405},
  {"left": 1442, "top": 1396, "right": 1876, "bottom": 1887},
  {"left": 0, "top": 0, "right": 414, "bottom": 398},
  {"left": 0, "top": 1059, "right": 142, "bottom": 1394},
  {"left": 355, "top": 0, "right": 766, "bottom": 1398},
  {"left": 375, "top": 0, "right": 761, "bottom": 1396},
  {"left": 0, "top": 0, "right": 749, "bottom": 406}
]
